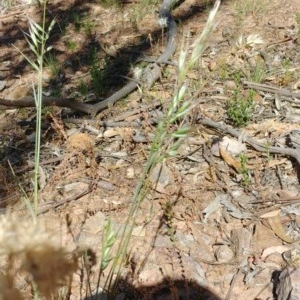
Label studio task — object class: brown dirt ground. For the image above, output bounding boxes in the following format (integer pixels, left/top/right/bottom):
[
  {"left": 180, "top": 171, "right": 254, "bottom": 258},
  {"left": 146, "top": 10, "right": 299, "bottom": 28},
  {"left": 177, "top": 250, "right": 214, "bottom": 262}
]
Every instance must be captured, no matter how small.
[{"left": 1, "top": 0, "right": 300, "bottom": 299}]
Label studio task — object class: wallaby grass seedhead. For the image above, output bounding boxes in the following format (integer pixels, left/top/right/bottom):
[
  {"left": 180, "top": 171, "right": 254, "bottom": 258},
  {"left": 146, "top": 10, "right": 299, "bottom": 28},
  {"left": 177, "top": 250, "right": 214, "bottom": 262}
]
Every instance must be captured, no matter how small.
[
  {"left": 22, "top": 245, "right": 78, "bottom": 298},
  {"left": 0, "top": 217, "right": 78, "bottom": 299}
]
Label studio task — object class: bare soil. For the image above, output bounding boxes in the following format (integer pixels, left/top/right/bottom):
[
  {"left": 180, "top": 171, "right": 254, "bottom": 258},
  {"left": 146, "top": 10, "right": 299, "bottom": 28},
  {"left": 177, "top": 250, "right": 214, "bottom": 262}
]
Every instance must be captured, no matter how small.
[{"left": 1, "top": 0, "right": 300, "bottom": 299}]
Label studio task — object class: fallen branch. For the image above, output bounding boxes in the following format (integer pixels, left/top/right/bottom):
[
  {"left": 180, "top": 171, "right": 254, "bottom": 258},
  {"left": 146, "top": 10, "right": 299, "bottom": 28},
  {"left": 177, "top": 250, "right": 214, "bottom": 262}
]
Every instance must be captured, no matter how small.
[
  {"left": 36, "top": 187, "right": 93, "bottom": 215},
  {"left": 243, "top": 80, "right": 300, "bottom": 99},
  {"left": 0, "top": 96, "right": 94, "bottom": 114},
  {"left": 198, "top": 117, "right": 300, "bottom": 166}
]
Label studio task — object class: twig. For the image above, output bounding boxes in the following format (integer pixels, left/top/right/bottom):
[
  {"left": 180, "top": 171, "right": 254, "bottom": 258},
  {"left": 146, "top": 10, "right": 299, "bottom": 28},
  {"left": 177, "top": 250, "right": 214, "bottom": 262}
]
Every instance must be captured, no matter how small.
[
  {"left": 64, "top": 100, "right": 164, "bottom": 127},
  {"left": 36, "top": 187, "right": 93, "bottom": 215},
  {"left": 111, "top": 100, "right": 164, "bottom": 121},
  {"left": 0, "top": 96, "right": 94, "bottom": 114},
  {"left": 243, "top": 81, "right": 300, "bottom": 99},
  {"left": 198, "top": 117, "right": 300, "bottom": 166},
  {"left": 64, "top": 118, "right": 141, "bottom": 128}
]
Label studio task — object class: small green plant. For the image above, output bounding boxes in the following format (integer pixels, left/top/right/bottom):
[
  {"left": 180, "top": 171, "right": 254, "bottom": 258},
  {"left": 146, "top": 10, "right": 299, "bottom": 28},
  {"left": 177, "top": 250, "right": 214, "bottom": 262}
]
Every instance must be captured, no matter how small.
[
  {"left": 250, "top": 63, "right": 266, "bottom": 83},
  {"left": 239, "top": 153, "right": 251, "bottom": 186},
  {"left": 65, "top": 40, "right": 77, "bottom": 51},
  {"left": 45, "top": 53, "right": 60, "bottom": 77},
  {"left": 91, "top": 217, "right": 117, "bottom": 298},
  {"left": 72, "top": 11, "right": 94, "bottom": 35},
  {"left": 264, "top": 141, "right": 272, "bottom": 163},
  {"left": 220, "top": 64, "right": 229, "bottom": 80},
  {"left": 233, "top": 71, "right": 242, "bottom": 84},
  {"left": 161, "top": 201, "right": 176, "bottom": 241},
  {"left": 82, "top": 19, "right": 94, "bottom": 35},
  {"left": 90, "top": 50, "right": 105, "bottom": 97},
  {"left": 282, "top": 58, "right": 291, "bottom": 69},
  {"left": 279, "top": 58, "right": 294, "bottom": 85},
  {"left": 227, "top": 89, "right": 254, "bottom": 127},
  {"left": 78, "top": 80, "right": 89, "bottom": 97},
  {"left": 72, "top": 11, "right": 81, "bottom": 32}
]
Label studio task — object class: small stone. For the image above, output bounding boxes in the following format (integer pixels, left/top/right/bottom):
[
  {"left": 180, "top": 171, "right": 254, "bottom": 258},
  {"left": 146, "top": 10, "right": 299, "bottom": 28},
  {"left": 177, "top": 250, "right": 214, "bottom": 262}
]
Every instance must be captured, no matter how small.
[
  {"left": 208, "top": 60, "right": 217, "bottom": 71},
  {"left": 215, "top": 245, "right": 234, "bottom": 262},
  {"left": 126, "top": 167, "right": 135, "bottom": 179}
]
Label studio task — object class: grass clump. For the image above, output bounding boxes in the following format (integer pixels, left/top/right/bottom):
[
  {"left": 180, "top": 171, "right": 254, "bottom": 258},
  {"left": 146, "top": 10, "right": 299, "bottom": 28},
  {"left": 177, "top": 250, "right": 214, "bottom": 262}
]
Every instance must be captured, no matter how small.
[{"left": 250, "top": 63, "right": 267, "bottom": 83}]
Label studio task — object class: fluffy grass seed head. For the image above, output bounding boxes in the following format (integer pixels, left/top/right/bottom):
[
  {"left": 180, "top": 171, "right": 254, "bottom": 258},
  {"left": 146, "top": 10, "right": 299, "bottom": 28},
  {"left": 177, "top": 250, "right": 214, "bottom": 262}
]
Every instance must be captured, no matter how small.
[
  {"left": 22, "top": 243, "right": 78, "bottom": 298},
  {"left": 0, "top": 216, "right": 78, "bottom": 299},
  {"left": 189, "top": 0, "right": 220, "bottom": 67},
  {"left": 235, "top": 33, "right": 264, "bottom": 49}
]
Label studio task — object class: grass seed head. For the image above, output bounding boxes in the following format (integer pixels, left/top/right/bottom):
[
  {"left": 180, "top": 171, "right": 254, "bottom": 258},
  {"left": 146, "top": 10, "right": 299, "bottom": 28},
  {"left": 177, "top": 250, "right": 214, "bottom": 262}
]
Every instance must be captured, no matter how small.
[{"left": 0, "top": 216, "right": 78, "bottom": 299}]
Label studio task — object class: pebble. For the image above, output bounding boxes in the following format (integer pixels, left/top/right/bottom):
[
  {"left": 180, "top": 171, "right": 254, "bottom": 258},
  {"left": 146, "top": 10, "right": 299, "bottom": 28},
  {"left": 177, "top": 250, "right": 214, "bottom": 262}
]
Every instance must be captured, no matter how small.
[{"left": 214, "top": 245, "right": 234, "bottom": 262}]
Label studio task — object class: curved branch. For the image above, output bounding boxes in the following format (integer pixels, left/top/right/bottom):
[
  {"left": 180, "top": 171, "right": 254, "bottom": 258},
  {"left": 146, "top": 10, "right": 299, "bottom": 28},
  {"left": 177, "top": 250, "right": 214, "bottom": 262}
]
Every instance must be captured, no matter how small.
[{"left": 0, "top": 96, "right": 94, "bottom": 114}]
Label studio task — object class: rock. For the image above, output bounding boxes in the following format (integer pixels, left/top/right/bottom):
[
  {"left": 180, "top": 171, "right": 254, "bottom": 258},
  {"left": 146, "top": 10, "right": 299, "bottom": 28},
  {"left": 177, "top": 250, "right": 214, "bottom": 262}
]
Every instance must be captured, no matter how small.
[{"left": 214, "top": 245, "right": 234, "bottom": 262}]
